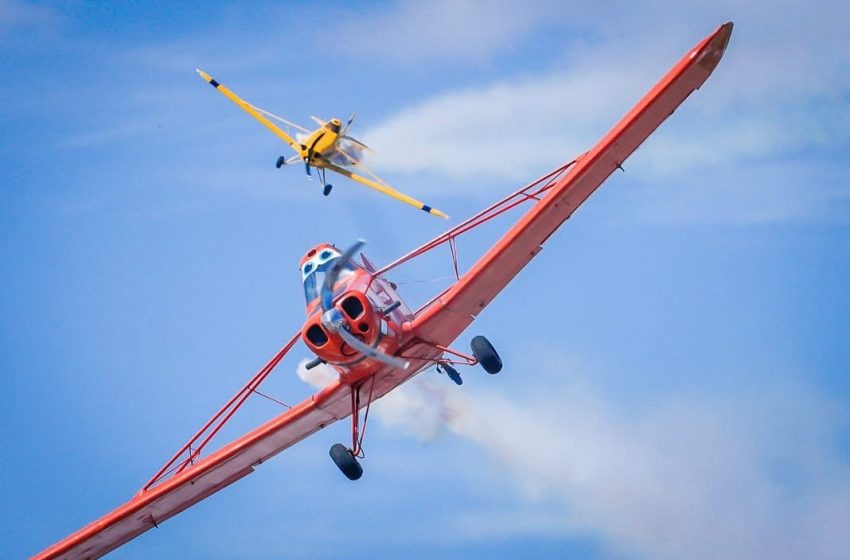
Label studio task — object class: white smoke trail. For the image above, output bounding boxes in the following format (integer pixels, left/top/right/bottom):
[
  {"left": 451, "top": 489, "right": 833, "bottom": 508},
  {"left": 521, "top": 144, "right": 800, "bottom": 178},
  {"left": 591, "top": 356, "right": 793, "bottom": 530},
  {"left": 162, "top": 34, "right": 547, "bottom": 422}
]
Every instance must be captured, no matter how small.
[
  {"left": 296, "top": 359, "right": 850, "bottom": 560},
  {"left": 296, "top": 358, "right": 338, "bottom": 388}
]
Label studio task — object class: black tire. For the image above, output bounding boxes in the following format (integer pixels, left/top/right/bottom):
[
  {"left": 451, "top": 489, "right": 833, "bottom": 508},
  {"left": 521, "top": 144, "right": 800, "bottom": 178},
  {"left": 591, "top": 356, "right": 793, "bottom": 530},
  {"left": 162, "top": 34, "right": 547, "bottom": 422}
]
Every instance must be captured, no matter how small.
[
  {"left": 329, "top": 443, "right": 363, "bottom": 480},
  {"left": 471, "top": 335, "right": 502, "bottom": 374},
  {"left": 442, "top": 364, "right": 463, "bottom": 385},
  {"left": 275, "top": 156, "right": 286, "bottom": 168},
  {"left": 323, "top": 184, "right": 333, "bottom": 196}
]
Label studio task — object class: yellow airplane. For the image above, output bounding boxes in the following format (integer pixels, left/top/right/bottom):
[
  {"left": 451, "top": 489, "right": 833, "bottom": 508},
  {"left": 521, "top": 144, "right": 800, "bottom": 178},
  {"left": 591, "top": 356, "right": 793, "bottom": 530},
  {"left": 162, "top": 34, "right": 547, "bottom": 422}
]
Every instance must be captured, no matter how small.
[{"left": 195, "top": 70, "right": 448, "bottom": 219}]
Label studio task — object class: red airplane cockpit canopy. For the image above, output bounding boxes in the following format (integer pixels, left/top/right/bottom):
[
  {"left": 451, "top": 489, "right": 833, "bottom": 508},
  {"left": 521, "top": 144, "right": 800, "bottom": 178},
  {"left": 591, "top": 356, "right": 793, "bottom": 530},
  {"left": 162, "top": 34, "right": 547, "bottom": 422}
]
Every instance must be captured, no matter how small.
[{"left": 300, "top": 243, "right": 358, "bottom": 304}]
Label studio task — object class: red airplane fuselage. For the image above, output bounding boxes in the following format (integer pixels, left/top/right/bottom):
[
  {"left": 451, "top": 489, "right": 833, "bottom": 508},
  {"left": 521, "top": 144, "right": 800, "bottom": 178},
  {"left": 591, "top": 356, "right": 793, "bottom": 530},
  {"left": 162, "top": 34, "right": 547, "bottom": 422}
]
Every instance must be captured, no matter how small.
[{"left": 298, "top": 243, "right": 414, "bottom": 383}]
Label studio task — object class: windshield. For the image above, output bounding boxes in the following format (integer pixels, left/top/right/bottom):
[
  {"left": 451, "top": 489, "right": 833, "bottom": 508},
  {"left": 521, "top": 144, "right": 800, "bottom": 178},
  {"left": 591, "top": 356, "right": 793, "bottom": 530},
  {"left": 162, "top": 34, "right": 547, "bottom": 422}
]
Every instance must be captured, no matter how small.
[{"left": 301, "top": 248, "right": 355, "bottom": 303}]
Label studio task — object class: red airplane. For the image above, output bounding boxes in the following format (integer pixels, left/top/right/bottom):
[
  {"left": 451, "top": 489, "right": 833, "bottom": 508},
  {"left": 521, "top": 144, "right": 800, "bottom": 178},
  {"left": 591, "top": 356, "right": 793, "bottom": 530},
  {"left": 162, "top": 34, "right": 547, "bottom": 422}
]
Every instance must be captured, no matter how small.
[{"left": 34, "top": 22, "right": 733, "bottom": 559}]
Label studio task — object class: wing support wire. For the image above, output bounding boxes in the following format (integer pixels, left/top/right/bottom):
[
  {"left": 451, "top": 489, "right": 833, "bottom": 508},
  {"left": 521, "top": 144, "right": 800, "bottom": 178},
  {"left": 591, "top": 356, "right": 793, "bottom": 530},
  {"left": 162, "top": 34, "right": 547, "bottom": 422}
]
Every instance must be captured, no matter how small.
[
  {"left": 375, "top": 158, "right": 577, "bottom": 300},
  {"left": 141, "top": 332, "right": 300, "bottom": 493},
  {"left": 247, "top": 103, "right": 310, "bottom": 134}
]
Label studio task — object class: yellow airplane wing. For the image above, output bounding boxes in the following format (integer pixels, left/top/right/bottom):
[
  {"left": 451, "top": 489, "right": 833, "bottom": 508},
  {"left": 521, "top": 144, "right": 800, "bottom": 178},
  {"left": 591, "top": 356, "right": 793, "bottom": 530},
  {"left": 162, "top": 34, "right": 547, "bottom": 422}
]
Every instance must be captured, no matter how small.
[
  {"left": 323, "top": 161, "right": 448, "bottom": 219},
  {"left": 196, "top": 69, "right": 305, "bottom": 156}
]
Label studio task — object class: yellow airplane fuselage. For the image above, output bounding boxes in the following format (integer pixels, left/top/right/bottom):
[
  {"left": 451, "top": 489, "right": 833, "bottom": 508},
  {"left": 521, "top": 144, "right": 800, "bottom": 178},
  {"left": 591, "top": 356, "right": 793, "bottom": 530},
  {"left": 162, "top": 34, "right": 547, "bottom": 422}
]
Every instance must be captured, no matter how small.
[{"left": 302, "top": 119, "right": 343, "bottom": 165}]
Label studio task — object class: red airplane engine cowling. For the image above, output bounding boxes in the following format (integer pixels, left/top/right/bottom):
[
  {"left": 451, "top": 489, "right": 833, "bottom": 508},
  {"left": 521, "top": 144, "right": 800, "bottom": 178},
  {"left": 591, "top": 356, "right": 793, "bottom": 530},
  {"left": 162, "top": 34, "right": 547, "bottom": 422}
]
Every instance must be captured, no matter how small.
[{"left": 301, "top": 290, "right": 381, "bottom": 366}]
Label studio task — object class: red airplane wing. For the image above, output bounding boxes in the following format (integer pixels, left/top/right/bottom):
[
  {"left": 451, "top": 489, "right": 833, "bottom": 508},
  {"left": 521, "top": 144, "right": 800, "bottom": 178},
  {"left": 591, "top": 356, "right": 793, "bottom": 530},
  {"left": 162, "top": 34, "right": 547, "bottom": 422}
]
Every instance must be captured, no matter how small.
[
  {"left": 45, "top": 394, "right": 346, "bottom": 560},
  {"left": 34, "top": 332, "right": 434, "bottom": 560},
  {"left": 411, "top": 23, "right": 733, "bottom": 346},
  {"left": 34, "top": 335, "right": 349, "bottom": 560}
]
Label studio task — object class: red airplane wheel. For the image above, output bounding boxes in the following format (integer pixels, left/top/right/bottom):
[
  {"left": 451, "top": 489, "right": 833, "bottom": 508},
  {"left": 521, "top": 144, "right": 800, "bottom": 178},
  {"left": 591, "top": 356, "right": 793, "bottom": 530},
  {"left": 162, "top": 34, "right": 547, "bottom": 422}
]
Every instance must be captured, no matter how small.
[{"left": 329, "top": 443, "right": 363, "bottom": 480}]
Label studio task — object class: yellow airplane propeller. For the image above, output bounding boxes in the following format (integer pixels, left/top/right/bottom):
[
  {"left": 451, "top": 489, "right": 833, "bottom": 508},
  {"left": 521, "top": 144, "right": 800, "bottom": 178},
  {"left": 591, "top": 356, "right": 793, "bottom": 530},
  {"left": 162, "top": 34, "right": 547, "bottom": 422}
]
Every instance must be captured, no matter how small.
[
  {"left": 340, "top": 112, "right": 357, "bottom": 136},
  {"left": 337, "top": 147, "right": 391, "bottom": 190},
  {"left": 196, "top": 69, "right": 447, "bottom": 219},
  {"left": 341, "top": 134, "right": 371, "bottom": 152}
]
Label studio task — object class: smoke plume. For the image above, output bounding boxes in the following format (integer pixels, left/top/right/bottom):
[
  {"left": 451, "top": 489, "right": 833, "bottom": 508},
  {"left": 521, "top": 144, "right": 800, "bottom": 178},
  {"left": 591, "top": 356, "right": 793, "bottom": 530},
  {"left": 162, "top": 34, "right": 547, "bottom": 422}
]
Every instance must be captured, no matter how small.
[{"left": 296, "top": 359, "right": 850, "bottom": 559}]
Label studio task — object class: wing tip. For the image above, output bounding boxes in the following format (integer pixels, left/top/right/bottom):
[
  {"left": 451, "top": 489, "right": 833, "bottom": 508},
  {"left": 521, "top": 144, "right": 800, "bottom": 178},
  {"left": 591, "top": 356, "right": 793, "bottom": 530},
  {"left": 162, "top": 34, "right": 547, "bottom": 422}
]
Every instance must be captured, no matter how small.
[
  {"left": 696, "top": 21, "right": 734, "bottom": 73},
  {"left": 195, "top": 69, "right": 218, "bottom": 87},
  {"left": 422, "top": 205, "right": 449, "bottom": 219}
]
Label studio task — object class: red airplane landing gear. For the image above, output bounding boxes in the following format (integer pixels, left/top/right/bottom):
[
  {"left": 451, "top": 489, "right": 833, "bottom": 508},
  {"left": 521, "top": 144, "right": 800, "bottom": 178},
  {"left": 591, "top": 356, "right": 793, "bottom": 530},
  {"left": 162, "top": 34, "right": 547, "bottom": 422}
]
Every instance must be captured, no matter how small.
[
  {"left": 330, "top": 380, "right": 374, "bottom": 480},
  {"left": 329, "top": 443, "right": 362, "bottom": 481},
  {"left": 436, "top": 363, "right": 463, "bottom": 385},
  {"left": 471, "top": 336, "right": 502, "bottom": 374}
]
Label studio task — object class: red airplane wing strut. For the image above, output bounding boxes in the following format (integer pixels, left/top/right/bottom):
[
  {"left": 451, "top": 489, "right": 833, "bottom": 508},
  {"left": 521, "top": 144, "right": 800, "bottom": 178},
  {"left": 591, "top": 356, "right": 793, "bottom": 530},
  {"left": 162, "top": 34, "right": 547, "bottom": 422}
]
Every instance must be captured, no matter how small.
[{"left": 143, "top": 331, "right": 300, "bottom": 492}]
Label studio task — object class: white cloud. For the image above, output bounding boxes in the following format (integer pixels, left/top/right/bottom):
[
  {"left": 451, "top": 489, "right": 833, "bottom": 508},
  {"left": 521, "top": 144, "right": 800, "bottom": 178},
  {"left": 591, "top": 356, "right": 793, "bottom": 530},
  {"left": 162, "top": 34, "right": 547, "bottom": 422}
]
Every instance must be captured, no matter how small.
[
  {"left": 362, "top": 64, "right": 641, "bottom": 183},
  {"left": 369, "top": 362, "right": 850, "bottom": 560},
  {"left": 632, "top": 161, "right": 850, "bottom": 225},
  {"left": 360, "top": 2, "right": 850, "bottom": 222},
  {"left": 332, "top": 0, "right": 558, "bottom": 64},
  {"left": 364, "top": 43, "right": 846, "bottom": 183}
]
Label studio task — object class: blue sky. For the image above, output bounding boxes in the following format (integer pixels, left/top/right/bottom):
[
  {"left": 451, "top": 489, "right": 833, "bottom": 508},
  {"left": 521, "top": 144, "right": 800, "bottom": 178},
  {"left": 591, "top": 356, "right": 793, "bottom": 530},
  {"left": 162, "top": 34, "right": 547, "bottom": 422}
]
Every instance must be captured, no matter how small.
[{"left": 2, "top": 1, "right": 849, "bottom": 559}]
